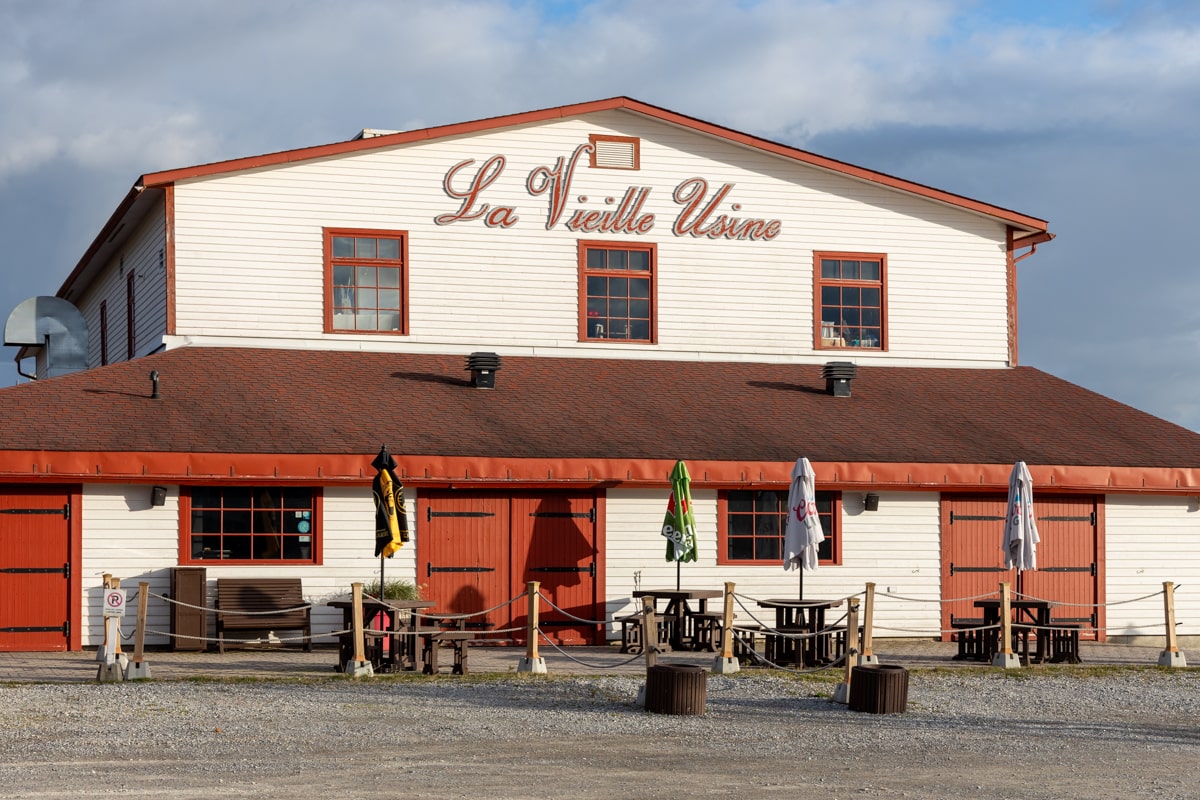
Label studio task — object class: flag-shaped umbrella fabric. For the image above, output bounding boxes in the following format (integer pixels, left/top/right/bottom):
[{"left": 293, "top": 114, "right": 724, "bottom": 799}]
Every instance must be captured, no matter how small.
[
  {"left": 372, "top": 445, "right": 409, "bottom": 559},
  {"left": 784, "top": 457, "right": 825, "bottom": 574},
  {"left": 1003, "top": 461, "right": 1039, "bottom": 572},
  {"left": 661, "top": 460, "right": 698, "bottom": 566}
]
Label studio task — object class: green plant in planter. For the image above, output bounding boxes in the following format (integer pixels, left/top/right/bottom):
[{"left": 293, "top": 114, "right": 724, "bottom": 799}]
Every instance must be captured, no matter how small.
[{"left": 364, "top": 578, "right": 420, "bottom": 600}]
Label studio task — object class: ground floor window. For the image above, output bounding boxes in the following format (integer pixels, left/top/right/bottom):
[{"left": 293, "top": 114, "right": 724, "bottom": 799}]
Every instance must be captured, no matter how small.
[
  {"left": 181, "top": 487, "right": 321, "bottom": 564},
  {"left": 718, "top": 489, "right": 840, "bottom": 565}
]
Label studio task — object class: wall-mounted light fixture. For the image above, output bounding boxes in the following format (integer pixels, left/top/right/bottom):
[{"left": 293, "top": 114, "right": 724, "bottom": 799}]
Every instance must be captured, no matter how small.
[
  {"left": 150, "top": 486, "right": 168, "bottom": 507},
  {"left": 863, "top": 492, "right": 880, "bottom": 512}
]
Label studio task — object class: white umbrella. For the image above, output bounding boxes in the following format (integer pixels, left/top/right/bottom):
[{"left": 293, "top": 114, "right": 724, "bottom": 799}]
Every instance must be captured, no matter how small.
[
  {"left": 1003, "top": 461, "right": 1040, "bottom": 572},
  {"left": 784, "top": 457, "right": 825, "bottom": 598}
]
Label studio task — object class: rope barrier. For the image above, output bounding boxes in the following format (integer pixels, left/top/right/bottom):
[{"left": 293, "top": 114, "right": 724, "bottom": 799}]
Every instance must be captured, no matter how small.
[
  {"left": 535, "top": 631, "right": 645, "bottom": 669},
  {"left": 1014, "top": 589, "right": 1164, "bottom": 607},
  {"left": 876, "top": 590, "right": 998, "bottom": 604},
  {"left": 536, "top": 593, "right": 610, "bottom": 626}
]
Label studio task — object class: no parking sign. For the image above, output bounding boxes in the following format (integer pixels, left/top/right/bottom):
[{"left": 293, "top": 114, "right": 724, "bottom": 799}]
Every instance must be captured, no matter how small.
[{"left": 103, "top": 588, "right": 126, "bottom": 618}]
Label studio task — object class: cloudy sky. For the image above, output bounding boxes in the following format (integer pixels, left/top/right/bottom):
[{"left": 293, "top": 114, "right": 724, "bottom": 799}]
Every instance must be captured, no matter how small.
[{"left": 2, "top": 0, "right": 1199, "bottom": 431}]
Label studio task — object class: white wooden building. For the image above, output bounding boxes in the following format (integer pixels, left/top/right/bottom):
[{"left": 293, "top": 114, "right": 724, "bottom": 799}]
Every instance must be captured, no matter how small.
[{"left": 2, "top": 97, "right": 1196, "bottom": 652}]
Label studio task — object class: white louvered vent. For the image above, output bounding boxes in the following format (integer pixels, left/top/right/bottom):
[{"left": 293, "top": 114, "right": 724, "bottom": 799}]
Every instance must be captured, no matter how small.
[{"left": 589, "top": 135, "right": 640, "bottom": 170}]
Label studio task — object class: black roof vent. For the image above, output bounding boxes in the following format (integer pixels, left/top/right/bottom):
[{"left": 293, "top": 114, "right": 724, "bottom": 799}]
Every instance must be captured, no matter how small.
[
  {"left": 466, "top": 352, "right": 501, "bottom": 389},
  {"left": 822, "top": 361, "right": 857, "bottom": 397}
]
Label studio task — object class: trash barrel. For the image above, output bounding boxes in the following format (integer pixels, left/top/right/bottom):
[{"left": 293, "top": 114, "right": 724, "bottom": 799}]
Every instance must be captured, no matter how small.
[
  {"left": 644, "top": 663, "right": 707, "bottom": 715},
  {"left": 848, "top": 664, "right": 909, "bottom": 714}
]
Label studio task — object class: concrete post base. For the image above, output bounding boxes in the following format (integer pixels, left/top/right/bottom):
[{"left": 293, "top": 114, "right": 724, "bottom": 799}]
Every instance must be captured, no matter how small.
[
  {"left": 124, "top": 661, "right": 152, "bottom": 680},
  {"left": 992, "top": 651, "right": 1021, "bottom": 669},
  {"left": 517, "top": 657, "right": 547, "bottom": 674},
  {"left": 1158, "top": 650, "right": 1188, "bottom": 668},
  {"left": 858, "top": 654, "right": 879, "bottom": 666},
  {"left": 712, "top": 656, "right": 740, "bottom": 674},
  {"left": 342, "top": 660, "right": 375, "bottom": 677},
  {"left": 96, "top": 662, "right": 124, "bottom": 682},
  {"left": 832, "top": 682, "right": 850, "bottom": 704}
]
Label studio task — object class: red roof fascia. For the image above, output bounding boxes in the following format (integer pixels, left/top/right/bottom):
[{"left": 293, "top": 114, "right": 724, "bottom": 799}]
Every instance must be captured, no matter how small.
[{"left": 0, "top": 450, "right": 1196, "bottom": 494}]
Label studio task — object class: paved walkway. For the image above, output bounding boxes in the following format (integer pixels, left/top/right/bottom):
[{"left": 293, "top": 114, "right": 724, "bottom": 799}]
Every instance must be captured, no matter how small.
[{"left": 0, "top": 639, "right": 1185, "bottom": 683}]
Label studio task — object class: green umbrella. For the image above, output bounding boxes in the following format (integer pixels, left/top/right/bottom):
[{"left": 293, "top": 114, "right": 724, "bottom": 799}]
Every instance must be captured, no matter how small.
[{"left": 661, "top": 460, "right": 698, "bottom": 589}]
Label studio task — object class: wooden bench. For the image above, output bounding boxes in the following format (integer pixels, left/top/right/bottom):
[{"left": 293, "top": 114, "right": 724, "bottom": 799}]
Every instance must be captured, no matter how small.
[
  {"left": 421, "top": 630, "right": 477, "bottom": 674},
  {"left": 950, "top": 617, "right": 988, "bottom": 661},
  {"left": 616, "top": 613, "right": 673, "bottom": 654},
  {"left": 1048, "top": 620, "right": 1083, "bottom": 664},
  {"left": 216, "top": 578, "right": 312, "bottom": 654}
]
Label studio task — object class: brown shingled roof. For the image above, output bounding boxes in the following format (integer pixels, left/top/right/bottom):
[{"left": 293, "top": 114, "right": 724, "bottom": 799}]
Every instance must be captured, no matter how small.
[{"left": 0, "top": 347, "right": 1196, "bottom": 472}]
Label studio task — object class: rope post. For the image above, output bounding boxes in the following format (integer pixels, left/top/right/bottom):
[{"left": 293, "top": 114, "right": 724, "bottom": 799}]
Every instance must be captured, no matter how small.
[
  {"left": 833, "top": 599, "right": 861, "bottom": 704},
  {"left": 1158, "top": 581, "right": 1187, "bottom": 667},
  {"left": 642, "top": 595, "right": 659, "bottom": 670},
  {"left": 712, "top": 581, "right": 740, "bottom": 674},
  {"left": 518, "top": 581, "right": 547, "bottom": 674},
  {"left": 96, "top": 575, "right": 125, "bottom": 682},
  {"left": 124, "top": 581, "right": 152, "bottom": 679},
  {"left": 343, "top": 582, "right": 374, "bottom": 677},
  {"left": 859, "top": 583, "right": 878, "bottom": 665},
  {"left": 991, "top": 581, "right": 1020, "bottom": 668}
]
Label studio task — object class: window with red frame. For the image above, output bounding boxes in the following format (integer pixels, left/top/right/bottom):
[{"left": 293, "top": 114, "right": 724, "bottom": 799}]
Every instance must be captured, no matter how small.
[
  {"left": 581, "top": 242, "right": 655, "bottom": 342},
  {"left": 325, "top": 229, "right": 407, "bottom": 333},
  {"left": 816, "top": 252, "right": 885, "bottom": 350},
  {"left": 719, "top": 489, "right": 840, "bottom": 564},
  {"left": 184, "top": 487, "right": 319, "bottom": 564}
]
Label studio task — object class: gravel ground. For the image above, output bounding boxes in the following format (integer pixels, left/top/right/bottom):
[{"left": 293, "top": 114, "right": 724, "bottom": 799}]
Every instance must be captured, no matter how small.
[{"left": 1, "top": 669, "right": 1197, "bottom": 799}]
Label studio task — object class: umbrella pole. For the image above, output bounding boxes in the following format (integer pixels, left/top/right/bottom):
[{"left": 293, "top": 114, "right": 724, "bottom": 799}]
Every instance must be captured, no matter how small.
[
  {"left": 799, "top": 566, "right": 804, "bottom": 601},
  {"left": 676, "top": 558, "right": 681, "bottom": 591},
  {"left": 379, "top": 555, "right": 385, "bottom": 600}
]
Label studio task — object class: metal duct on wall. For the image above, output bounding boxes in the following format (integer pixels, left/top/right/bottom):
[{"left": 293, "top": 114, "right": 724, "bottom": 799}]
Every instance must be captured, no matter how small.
[{"left": 4, "top": 296, "right": 89, "bottom": 378}]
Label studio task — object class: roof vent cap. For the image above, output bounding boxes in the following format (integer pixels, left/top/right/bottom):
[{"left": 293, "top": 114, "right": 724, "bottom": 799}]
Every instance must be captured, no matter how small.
[
  {"left": 466, "top": 352, "right": 501, "bottom": 389},
  {"left": 822, "top": 361, "right": 857, "bottom": 397}
]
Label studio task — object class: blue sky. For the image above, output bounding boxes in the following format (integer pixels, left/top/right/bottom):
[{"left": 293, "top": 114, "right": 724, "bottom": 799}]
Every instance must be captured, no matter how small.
[{"left": 2, "top": 0, "right": 1199, "bottom": 432}]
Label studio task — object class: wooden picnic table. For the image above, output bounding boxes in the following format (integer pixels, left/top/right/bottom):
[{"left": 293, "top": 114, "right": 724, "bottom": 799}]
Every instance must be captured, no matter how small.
[
  {"left": 757, "top": 597, "right": 844, "bottom": 668},
  {"left": 974, "top": 598, "right": 1052, "bottom": 664},
  {"left": 632, "top": 588, "right": 723, "bottom": 651},
  {"left": 327, "top": 597, "right": 436, "bottom": 672}
]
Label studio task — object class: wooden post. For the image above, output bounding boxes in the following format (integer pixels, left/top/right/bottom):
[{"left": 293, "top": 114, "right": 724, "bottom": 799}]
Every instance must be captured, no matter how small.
[
  {"left": 991, "top": 581, "right": 1019, "bottom": 668},
  {"left": 832, "top": 599, "right": 860, "bottom": 704},
  {"left": 720, "top": 581, "right": 736, "bottom": 660},
  {"left": 642, "top": 595, "right": 658, "bottom": 670},
  {"left": 342, "top": 582, "right": 373, "bottom": 675},
  {"left": 517, "top": 581, "right": 548, "bottom": 673},
  {"left": 860, "top": 583, "right": 876, "bottom": 664},
  {"left": 1158, "top": 581, "right": 1187, "bottom": 667},
  {"left": 109, "top": 577, "right": 124, "bottom": 658},
  {"left": 526, "top": 581, "right": 540, "bottom": 661},
  {"left": 133, "top": 581, "right": 149, "bottom": 665}
]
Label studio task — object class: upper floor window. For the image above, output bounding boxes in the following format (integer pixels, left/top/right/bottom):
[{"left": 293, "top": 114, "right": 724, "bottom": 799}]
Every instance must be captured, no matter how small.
[
  {"left": 579, "top": 241, "right": 656, "bottom": 343},
  {"left": 588, "top": 134, "right": 640, "bottom": 170},
  {"left": 718, "top": 489, "right": 841, "bottom": 565},
  {"left": 324, "top": 228, "right": 408, "bottom": 334},
  {"left": 99, "top": 301, "right": 108, "bottom": 366},
  {"left": 182, "top": 486, "right": 321, "bottom": 565},
  {"left": 816, "top": 252, "right": 885, "bottom": 350},
  {"left": 126, "top": 272, "right": 136, "bottom": 359}
]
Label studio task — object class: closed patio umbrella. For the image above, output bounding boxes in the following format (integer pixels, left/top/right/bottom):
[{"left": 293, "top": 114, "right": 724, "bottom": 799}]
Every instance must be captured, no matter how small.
[
  {"left": 661, "top": 460, "right": 698, "bottom": 590},
  {"left": 783, "top": 457, "right": 825, "bottom": 599},
  {"left": 1003, "top": 461, "right": 1039, "bottom": 573},
  {"left": 372, "top": 445, "right": 410, "bottom": 593}
]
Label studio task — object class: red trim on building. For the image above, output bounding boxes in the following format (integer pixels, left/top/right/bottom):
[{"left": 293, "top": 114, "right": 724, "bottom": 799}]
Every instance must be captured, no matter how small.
[{"left": 0, "top": 451, "right": 1196, "bottom": 494}]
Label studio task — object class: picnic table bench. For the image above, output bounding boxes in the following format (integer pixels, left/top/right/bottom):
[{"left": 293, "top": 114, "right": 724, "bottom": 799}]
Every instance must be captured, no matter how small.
[{"left": 216, "top": 578, "right": 312, "bottom": 654}]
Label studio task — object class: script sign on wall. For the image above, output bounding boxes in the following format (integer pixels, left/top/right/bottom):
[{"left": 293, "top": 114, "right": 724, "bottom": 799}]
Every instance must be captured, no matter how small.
[{"left": 435, "top": 143, "right": 782, "bottom": 241}]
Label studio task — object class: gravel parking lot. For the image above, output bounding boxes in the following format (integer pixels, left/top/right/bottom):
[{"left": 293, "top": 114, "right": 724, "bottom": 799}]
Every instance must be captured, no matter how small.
[{"left": 1, "top": 668, "right": 1197, "bottom": 799}]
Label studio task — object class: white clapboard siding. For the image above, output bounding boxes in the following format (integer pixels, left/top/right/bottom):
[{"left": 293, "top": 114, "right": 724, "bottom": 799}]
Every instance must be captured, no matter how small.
[
  {"left": 80, "top": 484, "right": 182, "bottom": 647},
  {"left": 78, "top": 484, "right": 422, "bottom": 647},
  {"left": 167, "top": 110, "right": 1012, "bottom": 366},
  {"left": 75, "top": 203, "right": 168, "bottom": 370},
  {"left": 602, "top": 488, "right": 943, "bottom": 639},
  {"left": 1103, "top": 495, "right": 1199, "bottom": 637}
]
